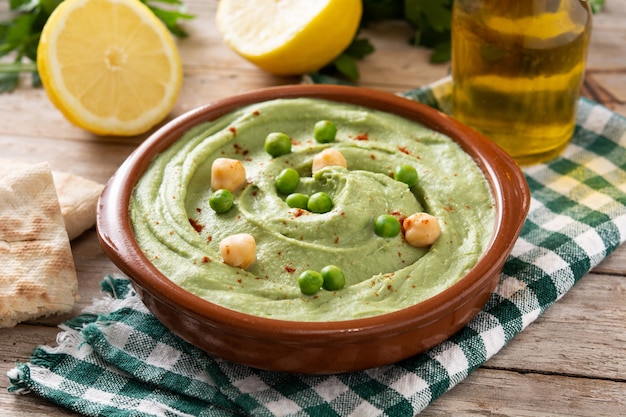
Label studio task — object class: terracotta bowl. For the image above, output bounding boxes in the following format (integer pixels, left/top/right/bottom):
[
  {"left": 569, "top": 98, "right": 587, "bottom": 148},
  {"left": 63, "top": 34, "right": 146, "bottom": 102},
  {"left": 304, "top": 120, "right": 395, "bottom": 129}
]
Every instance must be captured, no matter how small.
[{"left": 97, "top": 84, "right": 530, "bottom": 374}]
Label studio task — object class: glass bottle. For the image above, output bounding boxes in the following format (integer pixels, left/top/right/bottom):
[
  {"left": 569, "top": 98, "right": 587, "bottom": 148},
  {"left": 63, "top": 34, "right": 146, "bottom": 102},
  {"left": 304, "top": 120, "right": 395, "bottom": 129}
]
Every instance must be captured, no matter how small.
[{"left": 451, "top": 0, "right": 592, "bottom": 165}]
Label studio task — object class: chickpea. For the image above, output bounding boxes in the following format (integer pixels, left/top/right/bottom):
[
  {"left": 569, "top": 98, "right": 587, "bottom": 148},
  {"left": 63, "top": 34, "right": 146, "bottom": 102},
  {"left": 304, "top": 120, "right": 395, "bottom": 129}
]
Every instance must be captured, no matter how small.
[
  {"left": 403, "top": 213, "right": 441, "bottom": 248},
  {"left": 312, "top": 148, "right": 347, "bottom": 173},
  {"left": 211, "top": 158, "right": 246, "bottom": 191},
  {"left": 219, "top": 233, "right": 256, "bottom": 270}
]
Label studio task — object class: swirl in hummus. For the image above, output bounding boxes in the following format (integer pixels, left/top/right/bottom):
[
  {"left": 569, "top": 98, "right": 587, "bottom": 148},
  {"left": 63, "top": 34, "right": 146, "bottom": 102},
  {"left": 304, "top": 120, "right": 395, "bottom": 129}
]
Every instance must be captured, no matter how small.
[{"left": 130, "top": 98, "right": 495, "bottom": 321}]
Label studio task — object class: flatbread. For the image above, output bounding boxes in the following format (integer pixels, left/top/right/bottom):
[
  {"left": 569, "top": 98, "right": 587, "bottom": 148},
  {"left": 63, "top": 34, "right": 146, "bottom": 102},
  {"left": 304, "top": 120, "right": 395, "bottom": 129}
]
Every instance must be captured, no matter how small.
[
  {"left": 0, "top": 160, "right": 78, "bottom": 327},
  {"left": 52, "top": 171, "right": 104, "bottom": 240}
]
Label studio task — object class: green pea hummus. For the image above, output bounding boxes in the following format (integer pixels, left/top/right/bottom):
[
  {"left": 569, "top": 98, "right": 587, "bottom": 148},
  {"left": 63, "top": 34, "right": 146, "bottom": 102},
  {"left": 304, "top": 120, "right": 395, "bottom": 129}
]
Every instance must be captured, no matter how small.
[{"left": 131, "top": 98, "right": 495, "bottom": 321}]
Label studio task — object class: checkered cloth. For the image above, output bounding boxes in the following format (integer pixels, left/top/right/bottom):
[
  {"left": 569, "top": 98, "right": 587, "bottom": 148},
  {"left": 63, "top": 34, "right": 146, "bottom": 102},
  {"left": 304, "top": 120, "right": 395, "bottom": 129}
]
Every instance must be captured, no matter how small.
[{"left": 8, "top": 77, "right": 626, "bottom": 416}]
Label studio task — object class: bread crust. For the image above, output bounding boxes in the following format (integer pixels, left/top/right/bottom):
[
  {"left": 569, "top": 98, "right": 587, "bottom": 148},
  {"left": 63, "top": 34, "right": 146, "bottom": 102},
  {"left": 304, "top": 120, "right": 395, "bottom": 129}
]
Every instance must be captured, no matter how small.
[{"left": 0, "top": 160, "right": 79, "bottom": 327}]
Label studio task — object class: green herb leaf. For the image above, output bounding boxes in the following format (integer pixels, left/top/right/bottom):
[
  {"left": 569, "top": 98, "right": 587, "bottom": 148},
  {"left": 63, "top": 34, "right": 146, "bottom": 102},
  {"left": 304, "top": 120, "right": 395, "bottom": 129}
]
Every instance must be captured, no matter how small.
[
  {"left": 141, "top": 0, "right": 195, "bottom": 38},
  {"left": 333, "top": 53, "right": 361, "bottom": 81},
  {"left": 361, "top": 0, "right": 404, "bottom": 23},
  {"left": 0, "top": 61, "right": 38, "bottom": 92},
  {"left": 344, "top": 38, "right": 375, "bottom": 60},
  {"left": 315, "top": 35, "right": 374, "bottom": 82},
  {"left": 314, "top": 0, "right": 453, "bottom": 81},
  {"left": 589, "top": 0, "right": 605, "bottom": 14},
  {"left": 404, "top": 0, "right": 452, "bottom": 33},
  {"left": 0, "top": 71, "right": 19, "bottom": 93},
  {"left": 429, "top": 40, "right": 451, "bottom": 63}
]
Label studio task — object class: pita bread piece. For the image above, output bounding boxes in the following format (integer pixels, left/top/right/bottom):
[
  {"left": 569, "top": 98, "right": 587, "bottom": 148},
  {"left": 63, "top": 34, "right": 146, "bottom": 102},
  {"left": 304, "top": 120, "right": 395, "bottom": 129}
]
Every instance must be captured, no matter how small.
[
  {"left": 0, "top": 161, "right": 78, "bottom": 328},
  {"left": 52, "top": 171, "right": 104, "bottom": 240}
]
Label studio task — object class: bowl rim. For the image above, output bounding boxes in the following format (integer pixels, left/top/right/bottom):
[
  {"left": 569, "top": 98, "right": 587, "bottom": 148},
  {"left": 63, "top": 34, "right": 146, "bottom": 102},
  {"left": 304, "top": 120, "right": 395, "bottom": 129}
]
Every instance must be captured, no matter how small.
[{"left": 97, "top": 84, "right": 530, "bottom": 344}]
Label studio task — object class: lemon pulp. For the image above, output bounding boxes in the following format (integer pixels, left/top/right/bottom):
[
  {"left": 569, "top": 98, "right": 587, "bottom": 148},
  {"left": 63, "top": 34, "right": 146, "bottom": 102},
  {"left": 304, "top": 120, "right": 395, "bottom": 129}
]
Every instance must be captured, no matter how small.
[{"left": 38, "top": 0, "right": 183, "bottom": 136}]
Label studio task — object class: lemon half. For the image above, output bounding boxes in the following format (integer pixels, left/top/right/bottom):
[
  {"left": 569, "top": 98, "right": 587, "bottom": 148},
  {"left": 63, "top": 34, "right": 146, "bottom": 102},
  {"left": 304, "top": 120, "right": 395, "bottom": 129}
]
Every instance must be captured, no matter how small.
[
  {"left": 216, "top": 0, "right": 362, "bottom": 75},
  {"left": 38, "top": 0, "right": 183, "bottom": 136}
]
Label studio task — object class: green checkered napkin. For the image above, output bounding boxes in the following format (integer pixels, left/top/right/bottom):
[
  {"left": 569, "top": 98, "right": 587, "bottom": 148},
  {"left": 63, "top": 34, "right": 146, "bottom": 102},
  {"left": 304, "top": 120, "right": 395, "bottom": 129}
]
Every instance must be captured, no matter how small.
[{"left": 8, "top": 77, "right": 626, "bottom": 416}]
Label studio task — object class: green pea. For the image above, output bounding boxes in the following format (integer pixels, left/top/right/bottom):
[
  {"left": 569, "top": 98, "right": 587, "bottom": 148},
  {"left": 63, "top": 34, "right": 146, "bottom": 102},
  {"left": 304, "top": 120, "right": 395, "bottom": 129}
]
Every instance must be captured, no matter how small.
[
  {"left": 286, "top": 193, "right": 309, "bottom": 209},
  {"left": 275, "top": 168, "right": 300, "bottom": 194},
  {"left": 313, "top": 120, "right": 337, "bottom": 143},
  {"left": 394, "top": 164, "right": 418, "bottom": 187},
  {"left": 374, "top": 214, "right": 401, "bottom": 238},
  {"left": 307, "top": 192, "right": 333, "bottom": 213},
  {"left": 209, "top": 189, "right": 234, "bottom": 214},
  {"left": 321, "top": 265, "right": 346, "bottom": 291},
  {"left": 264, "top": 132, "right": 291, "bottom": 157},
  {"left": 298, "top": 270, "right": 324, "bottom": 295}
]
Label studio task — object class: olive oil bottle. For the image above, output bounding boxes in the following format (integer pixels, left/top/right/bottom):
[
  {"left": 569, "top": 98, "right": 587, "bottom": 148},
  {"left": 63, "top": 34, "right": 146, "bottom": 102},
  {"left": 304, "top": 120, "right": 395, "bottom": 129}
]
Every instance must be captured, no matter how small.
[{"left": 451, "top": 0, "right": 592, "bottom": 165}]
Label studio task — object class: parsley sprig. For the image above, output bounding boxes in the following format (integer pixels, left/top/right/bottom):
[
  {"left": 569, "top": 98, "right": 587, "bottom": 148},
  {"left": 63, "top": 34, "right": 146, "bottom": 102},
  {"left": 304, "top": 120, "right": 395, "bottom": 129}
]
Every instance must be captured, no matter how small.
[
  {"left": 0, "top": 0, "right": 193, "bottom": 93},
  {"left": 321, "top": 0, "right": 453, "bottom": 81}
]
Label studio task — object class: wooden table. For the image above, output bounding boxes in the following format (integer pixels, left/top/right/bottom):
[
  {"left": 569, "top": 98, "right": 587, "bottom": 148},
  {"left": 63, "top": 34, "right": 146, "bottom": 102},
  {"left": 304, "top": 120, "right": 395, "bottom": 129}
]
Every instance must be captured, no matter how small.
[{"left": 1, "top": 1, "right": 625, "bottom": 415}]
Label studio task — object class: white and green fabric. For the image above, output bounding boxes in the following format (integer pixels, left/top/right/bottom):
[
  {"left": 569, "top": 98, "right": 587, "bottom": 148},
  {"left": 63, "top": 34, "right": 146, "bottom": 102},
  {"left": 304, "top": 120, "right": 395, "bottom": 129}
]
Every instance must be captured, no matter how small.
[{"left": 8, "top": 77, "right": 626, "bottom": 416}]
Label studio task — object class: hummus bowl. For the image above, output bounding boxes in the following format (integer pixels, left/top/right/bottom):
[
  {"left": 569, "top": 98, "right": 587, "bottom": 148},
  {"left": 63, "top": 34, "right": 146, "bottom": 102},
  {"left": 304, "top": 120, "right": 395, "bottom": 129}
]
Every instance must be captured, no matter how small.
[{"left": 97, "top": 84, "right": 530, "bottom": 374}]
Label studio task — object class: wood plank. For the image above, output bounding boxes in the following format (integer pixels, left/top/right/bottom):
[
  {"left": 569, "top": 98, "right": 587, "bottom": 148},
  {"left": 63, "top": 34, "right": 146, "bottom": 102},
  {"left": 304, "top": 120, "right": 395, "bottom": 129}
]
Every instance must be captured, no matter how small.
[
  {"left": 0, "top": 329, "right": 57, "bottom": 414},
  {"left": 485, "top": 273, "right": 626, "bottom": 380},
  {"left": 0, "top": 325, "right": 82, "bottom": 416},
  {"left": 0, "top": 325, "right": 59, "bottom": 365},
  {"left": 0, "top": 134, "right": 136, "bottom": 184},
  {"left": 421, "top": 368, "right": 626, "bottom": 417},
  {"left": 594, "top": 244, "right": 626, "bottom": 275}
]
